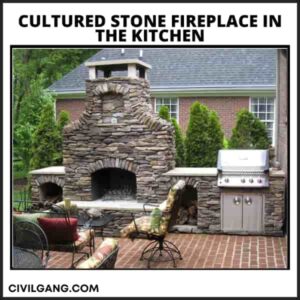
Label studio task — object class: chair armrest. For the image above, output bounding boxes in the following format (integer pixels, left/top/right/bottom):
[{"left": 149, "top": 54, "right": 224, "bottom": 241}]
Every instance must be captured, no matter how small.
[{"left": 143, "top": 200, "right": 159, "bottom": 213}]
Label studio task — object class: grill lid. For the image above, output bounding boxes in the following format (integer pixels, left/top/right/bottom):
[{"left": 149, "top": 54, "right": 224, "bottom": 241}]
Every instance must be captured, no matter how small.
[{"left": 217, "top": 149, "right": 269, "bottom": 172}]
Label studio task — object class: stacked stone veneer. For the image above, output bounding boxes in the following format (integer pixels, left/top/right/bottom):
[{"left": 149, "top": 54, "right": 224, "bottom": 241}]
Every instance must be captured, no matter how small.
[
  {"left": 264, "top": 175, "right": 286, "bottom": 235},
  {"left": 63, "top": 77, "right": 175, "bottom": 202}
]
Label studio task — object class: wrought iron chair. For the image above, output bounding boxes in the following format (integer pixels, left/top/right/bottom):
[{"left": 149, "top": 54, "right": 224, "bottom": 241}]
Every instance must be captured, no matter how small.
[
  {"left": 120, "top": 180, "right": 186, "bottom": 268},
  {"left": 13, "top": 221, "right": 50, "bottom": 268},
  {"left": 37, "top": 204, "right": 95, "bottom": 268}
]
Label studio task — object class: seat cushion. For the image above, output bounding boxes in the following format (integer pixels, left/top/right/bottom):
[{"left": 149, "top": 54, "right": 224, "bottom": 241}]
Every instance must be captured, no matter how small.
[
  {"left": 76, "top": 238, "right": 118, "bottom": 269},
  {"left": 158, "top": 180, "right": 186, "bottom": 212},
  {"left": 37, "top": 217, "right": 79, "bottom": 244},
  {"left": 120, "top": 216, "right": 168, "bottom": 238},
  {"left": 48, "top": 228, "right": 94, "bottom": 251}
]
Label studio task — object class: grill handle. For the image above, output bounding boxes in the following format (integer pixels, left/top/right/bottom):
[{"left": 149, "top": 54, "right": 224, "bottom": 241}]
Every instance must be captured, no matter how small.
[
  {"left": 233, "top": 196, "right": 241, "bottom": 205},
  {"left": 245, "top": 196, "right": 252, "bottom": 205}
]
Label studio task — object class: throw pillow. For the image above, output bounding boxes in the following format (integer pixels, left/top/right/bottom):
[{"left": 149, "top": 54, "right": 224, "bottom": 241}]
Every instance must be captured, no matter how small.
[
  {"left": 37, "top": 217, "right": 79, "bottom": 244},
  {"left": 150, "top": 208, "right": 162, "bottom": 234}
]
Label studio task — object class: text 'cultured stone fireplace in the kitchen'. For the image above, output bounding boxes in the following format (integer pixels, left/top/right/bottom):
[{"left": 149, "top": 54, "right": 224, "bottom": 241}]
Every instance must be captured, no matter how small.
[{"left": 62, "top": 58, "right": 175, "bottom": 202}]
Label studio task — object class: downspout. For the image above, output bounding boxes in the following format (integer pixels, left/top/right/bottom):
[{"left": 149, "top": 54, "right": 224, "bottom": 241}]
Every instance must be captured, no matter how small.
[{"left": 274, "top": 49, "right": 280, "bottom": 157}]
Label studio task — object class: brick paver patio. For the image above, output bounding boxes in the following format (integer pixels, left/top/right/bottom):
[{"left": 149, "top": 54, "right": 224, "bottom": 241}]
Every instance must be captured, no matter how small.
[{"left": 47, "top": 233, "right": 287, "bottom": 269}]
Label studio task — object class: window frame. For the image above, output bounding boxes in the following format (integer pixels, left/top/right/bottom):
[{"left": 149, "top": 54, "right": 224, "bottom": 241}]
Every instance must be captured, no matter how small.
[
  {"left": 154, "top": 97, "right": 179, "bottom": 122},
  {"left": 249, "top": 96, "right": 275, "bottom": 145}
]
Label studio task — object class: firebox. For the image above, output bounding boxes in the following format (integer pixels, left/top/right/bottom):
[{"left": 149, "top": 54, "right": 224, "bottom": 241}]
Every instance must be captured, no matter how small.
[{"left": 91, "top": 168, "right": 137, "bottom": 200}]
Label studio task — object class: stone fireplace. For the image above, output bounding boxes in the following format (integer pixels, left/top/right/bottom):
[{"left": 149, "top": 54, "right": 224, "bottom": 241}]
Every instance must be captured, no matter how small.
[{"left": 62, "top": 59, "right": 175, "bottom": 203}]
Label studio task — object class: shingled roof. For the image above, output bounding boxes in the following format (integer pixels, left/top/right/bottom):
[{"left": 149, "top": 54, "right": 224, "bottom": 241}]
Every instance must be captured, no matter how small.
[{"left": 49, "top": 48, "right": 277, "bottom": 93}]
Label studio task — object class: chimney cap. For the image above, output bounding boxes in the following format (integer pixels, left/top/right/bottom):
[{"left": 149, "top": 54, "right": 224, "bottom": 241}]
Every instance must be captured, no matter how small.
[{"left": 85, "top": 59, "right": 152, "bottom": 70}]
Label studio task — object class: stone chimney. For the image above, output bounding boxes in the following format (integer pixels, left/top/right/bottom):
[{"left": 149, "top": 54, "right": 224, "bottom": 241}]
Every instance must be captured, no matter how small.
[{"left": 63, "top": 59, "right": 175, "bottom": 203}]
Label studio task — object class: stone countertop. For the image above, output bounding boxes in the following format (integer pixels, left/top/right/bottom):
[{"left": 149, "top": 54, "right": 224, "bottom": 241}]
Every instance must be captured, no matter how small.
[
  {"left": 269, "top": 168, "right": 285, "bottom": 177},
  {"left": 29, "top": 166, "right": 65, "bottom": 175},
  {"left": 57, "top": 200, "right": 152, "bottom": 212},
  {"left": 164, "top": 168, "right": 218, "bottom": 177}
]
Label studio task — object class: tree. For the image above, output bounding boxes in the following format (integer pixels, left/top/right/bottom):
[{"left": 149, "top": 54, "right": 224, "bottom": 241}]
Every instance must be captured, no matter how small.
[
  {"left": 13, "top": 123, "right": 34, "bottom": 173},
  {"left": 158, "top": 106, "right": 185, "bottom": 167},
  {"left": 13, "top": 49, "right": 99, "bottom": 178},
  {"left": 30, "top": 102, "right": 59, "bottom": 170},
  {"left": 207, "top": 111, "right": 224, "bottom": 166},
  {"left": 185, "top": 101, "right": 224, "bottom": 167},
  {"left": 158, "top": 105, "right": 171, "bottom": 121},
  {"left": 53, "top": 111, "right": 70, "bottom": 165},
  {"left": 171, "top": 119, "right": 185, "bottom": 167},
  {"left": 13, "top": 49, "right": 99, "bottom": 123},
  {"left": 229, "top": 109, "right": 270, "bottom": 149}
]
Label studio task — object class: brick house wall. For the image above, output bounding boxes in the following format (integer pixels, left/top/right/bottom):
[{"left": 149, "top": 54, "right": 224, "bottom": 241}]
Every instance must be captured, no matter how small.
[
  {"left": 56, "top": 99, "right": 86, "bottom": 122},
  {"left": 56, "top": 96, "right": 249, "bottom": 138}
]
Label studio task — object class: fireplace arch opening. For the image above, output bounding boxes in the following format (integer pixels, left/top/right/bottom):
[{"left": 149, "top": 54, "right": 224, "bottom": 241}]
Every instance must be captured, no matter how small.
[
  {"left": 39, "top": 182, "right": 63, "bottom": 204},
  {"left": 91, "top": 168, "right": 137, "bottom": 200}
]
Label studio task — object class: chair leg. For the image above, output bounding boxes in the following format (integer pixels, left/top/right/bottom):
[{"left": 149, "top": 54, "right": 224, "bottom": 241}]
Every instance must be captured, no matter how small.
[
  {"left": 139, "top": 237, "right": 182, "bottom": 268},
  {"left": 89, "top": 233, "right": 95, "bottom": 256},
  {"left": 140, "top": 240, "right": 157, "bottom": 261},
  {"left": 163, "top": 240, "right": 182, "bottom": 259},
  {"left": 147, "top": 247, "right": 160, "bottom": 269}
]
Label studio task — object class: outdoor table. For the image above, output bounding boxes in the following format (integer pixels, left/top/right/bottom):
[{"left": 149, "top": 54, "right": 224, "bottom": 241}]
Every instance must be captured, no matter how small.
[
  {"left": 13, "top": 247, "right": 44, "bottom": 269},
  {"left": 89, "top": 214, "right": 114, "bottom": 238}
]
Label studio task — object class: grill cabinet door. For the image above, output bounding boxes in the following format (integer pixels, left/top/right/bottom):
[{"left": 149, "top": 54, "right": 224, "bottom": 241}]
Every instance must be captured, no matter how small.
[
  {"left": 242, "top": 194, "right": 263, "bottom": 232},
  {"left": 222, "top": 194, "right": 243, "bottom": 231}
]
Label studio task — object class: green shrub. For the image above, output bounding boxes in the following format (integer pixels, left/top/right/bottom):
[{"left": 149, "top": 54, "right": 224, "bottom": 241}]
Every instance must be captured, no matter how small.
[
  {"left": 171, "top": 118, "right": 185, "bottom": 167},
  {"left": 223, "top": 137, "right": 229, "bottom": 149},
  {"left": 229, "top": 109, "right": 270, "bottom": 149},
  {"left": 158, "top": 105, "right": 185, "bottom": 166},
  {"left": 207, "top": 111, "right": 224, "bottom": 165},
  {"left": 158, "top": 105, "right": 171, "bottom": 121},
  {"left": 30, "top": 105, "right": 70, "bottom": 169},
  {"left": 53, "top": 110, "right": 70, "bottom": 164},
  {"left": 57, "top": 110, "right": 70, "bottom": 130},
  {"left": 185, "top": 101, "right": 224, "bottom": 167},
  {"left": 14, "top": 123, "right": 34, "bottom": 173},
  {"left": 30, "top": 102, "right": 58, "bottom": 169}
]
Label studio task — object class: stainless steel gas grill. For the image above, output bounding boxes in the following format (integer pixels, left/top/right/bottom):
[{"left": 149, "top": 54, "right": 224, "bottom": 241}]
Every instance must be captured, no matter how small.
[{"left": 217, "top": 150, "right": 269, "bottom": 188}]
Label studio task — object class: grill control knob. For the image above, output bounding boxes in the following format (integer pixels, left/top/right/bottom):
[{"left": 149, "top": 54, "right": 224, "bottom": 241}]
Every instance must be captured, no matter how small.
[
  {"left": 249, "top": 178, "right": 254, "bottom": 183},
  {"left": 241, "top": 178, "right": 246, "bottom": 183},
  {"left": 225, "top": 178, "right": 229, "bottom": 183},
  {"left": 257, "top": 178, "right": 262, "bottom": 183}
]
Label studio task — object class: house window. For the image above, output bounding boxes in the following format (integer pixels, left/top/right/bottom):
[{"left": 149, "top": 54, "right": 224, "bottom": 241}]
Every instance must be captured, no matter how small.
[
  {"left": 155, "top": 97, "right": 179, "bottom": 120},
  {"left": 250, "top": 97, "right": 275, "bottom": 143}
]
